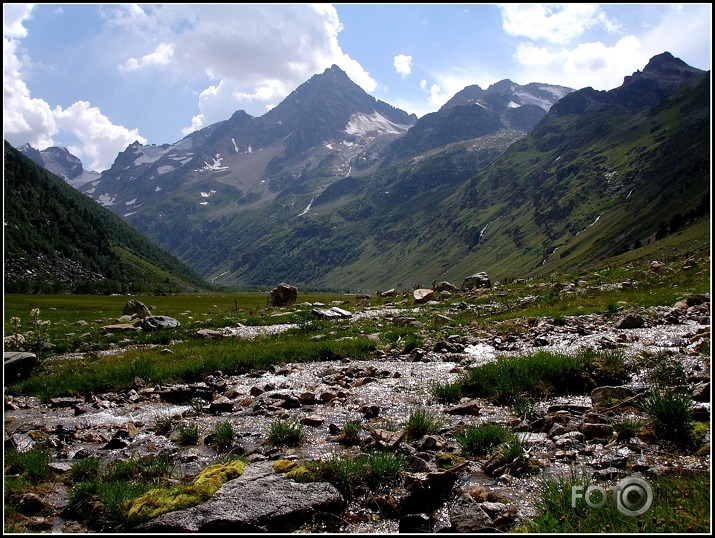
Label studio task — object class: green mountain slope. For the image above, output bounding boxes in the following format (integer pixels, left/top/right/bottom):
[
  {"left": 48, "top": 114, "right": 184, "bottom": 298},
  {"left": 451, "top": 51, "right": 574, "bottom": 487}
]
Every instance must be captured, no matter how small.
[
  {"left": 3, "top": 141, "right": 211, "bottom": 294},
  {"left": 197, "top": 71, "right": 709, "bottom": 291}
]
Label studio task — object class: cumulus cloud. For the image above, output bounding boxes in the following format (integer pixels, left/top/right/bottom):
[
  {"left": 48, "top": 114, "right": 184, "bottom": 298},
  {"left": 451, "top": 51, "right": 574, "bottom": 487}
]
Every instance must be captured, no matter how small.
[
  {"left": 394, "top": 54, "right": 413, "bottom": 78},
  {"left": 3, "top": 4, "right": 147, "bottom": 171},
  {"left": 3, "top": 4, "right": 57, "bottom": 148},
  {"left": 107, "top": 4, "right": 377, "bottom": 133},
  {"left": 119, "top": 42, "right": 175, "bottom": 71},
  {"left": 52, "top": 101, "right": 146, "bottom": 171},
  {"left": 500, "top": 4, "right": 618, "bottom": 44},
  {"left": 512, "top": 34, "right": 647, "bottom": 91},
  {"left": 5, "top": 4, "right": 378, "bottom": 171},
  {"left": 498, "top": 4, "right": 672, "bottom": 91}
]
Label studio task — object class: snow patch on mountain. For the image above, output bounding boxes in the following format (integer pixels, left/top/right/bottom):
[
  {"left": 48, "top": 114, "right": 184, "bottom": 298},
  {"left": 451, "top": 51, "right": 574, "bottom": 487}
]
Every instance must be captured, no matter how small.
[
  {"left": 195, "top": 154, "right": 229, "bottom": 173},
  {"left": 97, "top": 193, "right": 116, "bottom": 206},
  {"left": 133, "top": 145, "right": 170, "bottom": 165},
  {"left": 157, "top": 165, "right": 176, "bottom": 175},
  {"left": 345, "top": 112, "right": 409, "bottom": 136}
]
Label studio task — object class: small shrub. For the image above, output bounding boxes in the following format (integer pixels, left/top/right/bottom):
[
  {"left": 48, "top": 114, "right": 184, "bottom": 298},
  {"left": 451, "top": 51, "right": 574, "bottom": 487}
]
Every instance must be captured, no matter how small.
[
  {"left": 176, "top": 424, "right": 200, "bottom": 446},
  {"left": 69, "top": 457, "right": 101, "bottom": 483},
  {"left": 456, "top": 423, "right": 512, "bottom": 456},
  {"left": 638, "top": 389, "right": 694, "bottom": 445},
  {"left": 154, "top": 413, "right": 175, "bottom": 436},
  {"left": 303, "top": 451, "right": 405, "bottom": 499},
  {"left": 500, "top": 435, "right": 526, "bottom": 463},
  {"left": 430, "top": 381, "right": 462, "bottom": 403},
  {"left": 403, "top": 406, "right": 444, "bottom": 440},
  {"left": 267, "top": 419, "right": 305, "bottom": 447},
  {"left": 511, "top": 397, "right": 536, "bottom": 419},
  {"left": 643, "top": 355, "right": 688, "bottom": 387},
  {"left": 4, "top": 445, "right": 51, "bottom": 484},
  {"left": 613, "top": 416, "right": 645, "bottom": 442},
  {"left": 338, "top": 419, "right": 363, "bottom": 445},
  {"left": 211, "top": 421, "right": 235, "bottom": 449}
]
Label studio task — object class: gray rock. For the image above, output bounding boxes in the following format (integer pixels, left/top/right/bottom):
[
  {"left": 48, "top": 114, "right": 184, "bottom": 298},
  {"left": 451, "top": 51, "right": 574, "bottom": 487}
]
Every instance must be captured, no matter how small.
[
  {"left": 413, "top": 289, "right": 435, "bottom": 303},
  {"left": 448, "top": 493, "right": 495, "bottom": 532},
  {"left": 133, "top": 461, "right": 344, "bottom": 532},
  {"left": 267, "top": 283, "right": 298, "bottom": 307},
  {"left": 590, "top": 386, "right": 636, "bottom": 405},
  {"left": 123, "top": 299, "right": 151, "bottom": 319},
  {"left": 142, "top": 316, "right": 180, "bottom": 331},
  {"left": 4, "top": 351, "right": 38, "bottom": 380},
  {"left": 462, "top": 272, "right": 491, "bottom": 290}
]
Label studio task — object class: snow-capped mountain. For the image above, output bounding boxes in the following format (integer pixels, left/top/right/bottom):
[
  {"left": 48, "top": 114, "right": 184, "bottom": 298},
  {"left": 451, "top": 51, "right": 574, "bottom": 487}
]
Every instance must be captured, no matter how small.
[
  {"left": 18, "top": 144, "right": 100, "bottom": 188},
  {"left": 9, "top": 52, "right": 708, "bottom": 292},
  {"left": 383, "top": 79, "right": 573, "bottom": 164},
  {"left": 79, "top": 65, "right": 417, "bottom": 218}
]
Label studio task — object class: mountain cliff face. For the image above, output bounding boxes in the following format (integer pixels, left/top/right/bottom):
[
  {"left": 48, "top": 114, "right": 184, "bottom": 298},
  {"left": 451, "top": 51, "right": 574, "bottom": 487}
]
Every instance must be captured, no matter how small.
[
  {"left": 19, "top": 52, "right": 709, "bottom": 291},
  {"left": 18, "top": 144, "right": 100, "bottom": 188},
  {"left": 384, "top": 79, "right": 573, "bottom": 163}
]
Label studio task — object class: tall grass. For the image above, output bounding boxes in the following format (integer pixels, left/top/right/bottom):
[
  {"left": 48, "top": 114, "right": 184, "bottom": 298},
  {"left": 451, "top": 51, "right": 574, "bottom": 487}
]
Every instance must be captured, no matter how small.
[
  {"left": 7, "top": 330, "right": 377, "bottom": 401},
  {"left": 638, "top": 389, "right": 695, "bottom": 446},
  {"left": 403, "top": 406, "right": 445, "bottom": 440},
  {"left": 302, "top": 451, "right": 405, "bottom": 499},
  {"left": 458, "top": 350, "right": 590, "bottom": 403},
  {"left": 455, "top": 423, "right": 512, "bottom": 456}
]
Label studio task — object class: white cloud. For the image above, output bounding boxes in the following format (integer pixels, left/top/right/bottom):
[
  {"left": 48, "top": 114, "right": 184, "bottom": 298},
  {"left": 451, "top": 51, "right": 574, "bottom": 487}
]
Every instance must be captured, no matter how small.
[
  {"left": 394, "top": 54, "right": 413, "bottom": 78},
  {"left": 500, "top": 4, "right": 617, "bottom": 44},
  {"left": 119, "top": 42, "right": 175, "bottom": 72},
  {"left": 3, "top": 4, "right": 147, "bottom": 171},
  {"left": 512, "top": 35, "right": 647, "bottom": 91},
  {"left": 52, "top": 101, "right": 147, "bottom": 171},
  {"left": 103, "top": 4, "right": 377, "bottom": 133},
  {"left": 3, "top": 5, "right": 58, "bottom": 151},
  {"left": 3, "top": 3, "right": 34, "bottom": 38}
]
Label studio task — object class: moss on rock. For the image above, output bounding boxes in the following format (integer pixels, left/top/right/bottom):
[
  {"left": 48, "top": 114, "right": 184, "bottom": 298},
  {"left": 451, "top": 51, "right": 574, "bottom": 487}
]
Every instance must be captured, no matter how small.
[{"left": 125, "top": 459, "right": 247, "bottom": 527}]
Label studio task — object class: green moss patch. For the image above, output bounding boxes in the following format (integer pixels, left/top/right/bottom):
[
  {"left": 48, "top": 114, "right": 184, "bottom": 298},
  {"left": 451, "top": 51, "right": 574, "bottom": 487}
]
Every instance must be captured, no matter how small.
[{"left": 125, "top": 459, "right": 246, "bottom": 527}]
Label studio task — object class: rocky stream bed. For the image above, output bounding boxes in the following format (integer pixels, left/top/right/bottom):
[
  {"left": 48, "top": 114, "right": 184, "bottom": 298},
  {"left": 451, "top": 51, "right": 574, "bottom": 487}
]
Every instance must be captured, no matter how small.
[{"left": 3, "top": 295, "right": 711, "bottom": 533}]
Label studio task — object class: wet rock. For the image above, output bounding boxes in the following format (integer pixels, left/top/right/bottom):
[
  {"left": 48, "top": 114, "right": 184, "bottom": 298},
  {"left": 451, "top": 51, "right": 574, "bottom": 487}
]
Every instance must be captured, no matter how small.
[
  {"left": 616, "top": 313, "right": 645, "bottom": 329},
  {"left": 447, "top": 493, "right": 495, "bottom": 532},
  {"left": 581, "top": 423, "right": 613, "bottom": 440},
  {"left": 16, "top": 493, "right": 50, "bottom": 515},
  {"left": 399, "top": 512, "right": 433, "bottom": 532},
  {"left": 445, "top": 400, "right": 481, "bottom": 416}
]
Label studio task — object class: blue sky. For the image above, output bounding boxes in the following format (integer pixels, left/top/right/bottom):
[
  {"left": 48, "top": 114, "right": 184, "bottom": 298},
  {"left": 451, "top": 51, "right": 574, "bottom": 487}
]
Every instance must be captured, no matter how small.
[{"left": 4, "top": 3, "right": 711, "bottom": 172}]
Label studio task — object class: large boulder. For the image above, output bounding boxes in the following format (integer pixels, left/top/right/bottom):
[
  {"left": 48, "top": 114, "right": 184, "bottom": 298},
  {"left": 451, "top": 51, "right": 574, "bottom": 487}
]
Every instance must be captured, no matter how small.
[
  {"left": 4, "top": 352, "right": 38, "bottom": 380},
  {"left": 413, "top": 289, "right": 435, "bottom": 304},
  {"left": 142, "top": 316, "right": 180, "bottom": 331},
  {"left": 267, "top": 283, "right": 298, "bottom": 307},
  {"left": 123, "top": 300, "right": 152, "bottom": 319},
  {"left": 462, "top": 272, "right": 491, "bottom": 290},
  {"left": 133, "top": 461, "right": 344, "bottom": 532}
]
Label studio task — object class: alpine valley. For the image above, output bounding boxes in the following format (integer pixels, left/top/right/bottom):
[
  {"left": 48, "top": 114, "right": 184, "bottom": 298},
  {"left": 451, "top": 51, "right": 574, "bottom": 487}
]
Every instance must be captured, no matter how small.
[{"left": 14, "top": 52, "right": 711, "bottom": 292}]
